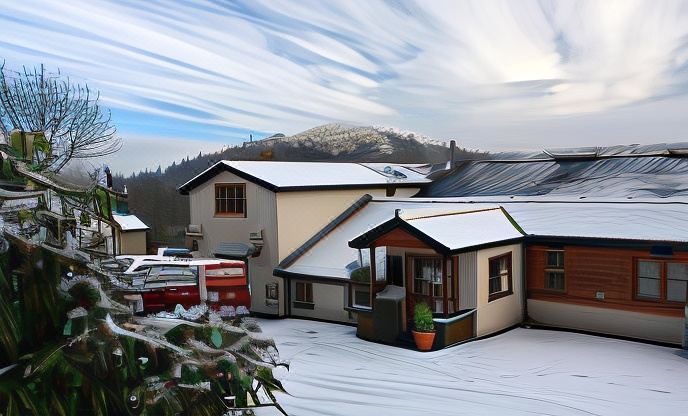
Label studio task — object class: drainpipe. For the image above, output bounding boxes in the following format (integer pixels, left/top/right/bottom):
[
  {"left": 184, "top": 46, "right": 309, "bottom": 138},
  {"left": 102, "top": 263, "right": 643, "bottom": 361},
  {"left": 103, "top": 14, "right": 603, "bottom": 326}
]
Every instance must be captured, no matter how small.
[
  {"left": 521, "top": 243, "right": 528, "bottom": 324},
  {"left": 449, "top": 140, "right": 456, "bottom": 169},
  {"left": 684, "top": 302, "right": 688, "bottom": 349}
]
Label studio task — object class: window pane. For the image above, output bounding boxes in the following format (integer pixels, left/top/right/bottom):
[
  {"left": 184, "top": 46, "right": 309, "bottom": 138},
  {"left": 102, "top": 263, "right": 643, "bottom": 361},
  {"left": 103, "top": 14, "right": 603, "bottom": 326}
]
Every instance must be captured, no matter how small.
[
  {"left": 667, "top": 280, "right": 687, "bottom": 302},
  {"left": 547, "top": 251, "right": 564, "bottom": 267},
  {"left": 637, "top": 261, "right": 661, "bottom": 278},
  {"left": 667, "top": 263, "right": 688, "bottom": 281},
  {"left": 235, "top": 185, "right": 244, "bottom": 198},
  {"left": 296, "top": 283, "right": 303, "bottom": 300},
  {"left": 545, "top": 271, "right": 565, "bottom": 290},
  {"left": 489, "top": 276, "right": 501, "bottom": 294},
  {"left": 637, "top": 277, "right": 660, "bottom": 298}
]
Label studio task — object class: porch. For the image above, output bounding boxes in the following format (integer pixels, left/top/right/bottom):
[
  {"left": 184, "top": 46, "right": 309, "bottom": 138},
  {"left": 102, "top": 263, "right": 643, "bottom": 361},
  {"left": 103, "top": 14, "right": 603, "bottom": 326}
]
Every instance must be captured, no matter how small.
[{"left": 346, "top": 206, "right": 524, "bottom": 350}]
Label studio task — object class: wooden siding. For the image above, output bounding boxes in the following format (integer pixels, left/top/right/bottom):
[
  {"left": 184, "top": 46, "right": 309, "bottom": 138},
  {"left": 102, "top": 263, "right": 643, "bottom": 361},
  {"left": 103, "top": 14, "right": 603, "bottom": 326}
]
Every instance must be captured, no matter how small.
[
  {"left": 373, "top": 228, "right": 433, "bottom": 249},
  {"left": 458, "top": 251, "right": 478, "bottom": 309},
  {"left": 527, "top": 245, "right": 688, "bottom": 317}
]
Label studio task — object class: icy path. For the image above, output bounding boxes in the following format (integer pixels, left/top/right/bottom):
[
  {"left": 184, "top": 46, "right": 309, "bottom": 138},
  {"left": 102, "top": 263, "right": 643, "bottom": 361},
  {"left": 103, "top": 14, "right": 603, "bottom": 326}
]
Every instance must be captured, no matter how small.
[{"left": 257, "top": 319, "right": 688, "bottom": 416}]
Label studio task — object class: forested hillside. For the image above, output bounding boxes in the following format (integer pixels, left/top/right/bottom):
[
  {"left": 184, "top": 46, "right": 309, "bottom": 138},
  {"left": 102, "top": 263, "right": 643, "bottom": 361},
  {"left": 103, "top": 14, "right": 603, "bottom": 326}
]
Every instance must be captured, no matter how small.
[{"left": 113, "top": 124, "right": 485, "bottom": 245}]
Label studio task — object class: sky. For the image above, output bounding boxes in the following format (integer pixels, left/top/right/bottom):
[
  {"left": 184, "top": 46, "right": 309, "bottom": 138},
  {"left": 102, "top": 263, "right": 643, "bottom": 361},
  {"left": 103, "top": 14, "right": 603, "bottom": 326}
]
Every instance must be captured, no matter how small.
[{"left": 1, "top": 0, "right": 688, "bottom": 175}]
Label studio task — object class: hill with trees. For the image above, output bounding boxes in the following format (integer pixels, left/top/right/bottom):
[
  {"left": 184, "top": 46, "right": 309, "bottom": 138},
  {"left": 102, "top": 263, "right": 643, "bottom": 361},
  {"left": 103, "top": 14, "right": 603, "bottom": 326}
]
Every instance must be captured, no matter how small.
[{"left": 114, "top": 124, "right": 486, "bottom": 246}]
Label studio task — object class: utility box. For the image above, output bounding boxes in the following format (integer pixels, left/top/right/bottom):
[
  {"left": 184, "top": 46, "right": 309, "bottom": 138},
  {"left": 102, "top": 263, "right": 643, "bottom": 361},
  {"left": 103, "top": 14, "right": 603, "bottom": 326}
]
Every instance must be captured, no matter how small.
[{"left": 372, "top": 285, "right": 406, "bottom": 344}]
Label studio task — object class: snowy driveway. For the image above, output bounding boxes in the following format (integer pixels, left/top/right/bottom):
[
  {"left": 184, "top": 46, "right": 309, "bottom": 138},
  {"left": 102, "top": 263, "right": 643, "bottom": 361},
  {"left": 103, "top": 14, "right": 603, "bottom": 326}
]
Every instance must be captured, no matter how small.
[{"left": 257, "top": 319, "right": 688, "bottom": 416}]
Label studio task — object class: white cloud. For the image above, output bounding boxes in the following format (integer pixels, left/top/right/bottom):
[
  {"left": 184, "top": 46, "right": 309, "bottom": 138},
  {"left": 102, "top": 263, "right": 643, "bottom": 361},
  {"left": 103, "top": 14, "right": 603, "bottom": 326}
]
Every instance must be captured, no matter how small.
[{"left": 1, "top": 0, "right": 688, "bottom": 158}]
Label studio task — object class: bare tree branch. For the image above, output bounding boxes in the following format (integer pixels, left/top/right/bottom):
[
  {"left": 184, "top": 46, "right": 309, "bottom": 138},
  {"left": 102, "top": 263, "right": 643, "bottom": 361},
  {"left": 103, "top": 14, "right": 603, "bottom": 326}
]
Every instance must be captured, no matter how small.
[{"left": 0, "top": 62, "right": 121, "bottom": 172}]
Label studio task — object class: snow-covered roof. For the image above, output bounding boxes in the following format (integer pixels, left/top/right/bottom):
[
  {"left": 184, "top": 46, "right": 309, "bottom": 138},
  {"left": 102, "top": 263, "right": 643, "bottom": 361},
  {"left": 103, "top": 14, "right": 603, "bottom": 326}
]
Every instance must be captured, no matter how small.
[
  {"left": 276, "top": 197, "right": 688, "bottom": 280},
  {"left": 113, "top": 214, "right": 149, "bottom": 231},
  {"left": 178, "top": 161, "right": 432, "bottom": 194},
  {"left": 349, "top": 206, "right": 523, "bottom": 253}
]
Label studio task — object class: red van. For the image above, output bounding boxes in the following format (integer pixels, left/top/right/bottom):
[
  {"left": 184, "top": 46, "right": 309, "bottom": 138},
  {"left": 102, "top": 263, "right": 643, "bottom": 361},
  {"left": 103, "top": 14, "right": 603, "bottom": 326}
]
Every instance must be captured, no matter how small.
[{"left": 140, "top": 260, "right": 249, "bottom": 313}]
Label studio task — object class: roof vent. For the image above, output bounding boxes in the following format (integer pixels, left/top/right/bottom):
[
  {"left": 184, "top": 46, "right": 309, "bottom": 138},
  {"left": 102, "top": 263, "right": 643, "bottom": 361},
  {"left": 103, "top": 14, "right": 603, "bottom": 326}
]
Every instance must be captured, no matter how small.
[
  {"left": 543, "top": 147, "right": 599, "bottom": 160},
  {"left": 383, "top": 166, "right": 407, "bottom": 179}
]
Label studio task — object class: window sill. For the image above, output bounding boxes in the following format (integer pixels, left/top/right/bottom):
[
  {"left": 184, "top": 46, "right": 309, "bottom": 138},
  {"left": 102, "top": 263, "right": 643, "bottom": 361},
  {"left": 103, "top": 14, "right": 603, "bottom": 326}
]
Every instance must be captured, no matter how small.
[
  {"left": 488, "top": 290, "right": 513, "bottom": 302},
  {"left": 214, "top": 213, "right": 246, "bottom": 218},
  {"left": 293, "top": 301, "right": 315, "bottom": 310}
]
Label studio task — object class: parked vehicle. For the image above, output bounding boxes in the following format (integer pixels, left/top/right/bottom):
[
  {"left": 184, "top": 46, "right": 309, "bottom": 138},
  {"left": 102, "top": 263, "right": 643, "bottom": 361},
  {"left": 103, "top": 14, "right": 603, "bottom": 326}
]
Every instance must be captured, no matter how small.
[{"left": 137, "top": 260, "right": 249, "bottom": 313}]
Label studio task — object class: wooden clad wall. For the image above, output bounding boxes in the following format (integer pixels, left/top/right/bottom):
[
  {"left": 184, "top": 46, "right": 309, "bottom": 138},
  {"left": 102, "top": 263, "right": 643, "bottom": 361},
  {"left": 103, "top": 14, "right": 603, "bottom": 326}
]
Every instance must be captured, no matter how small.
[
  {"left": 527, "top": 245, "right": 688, "bottom": 317},
  {"left": 458, "top": 251, "right": 478, "bottom": 309}
]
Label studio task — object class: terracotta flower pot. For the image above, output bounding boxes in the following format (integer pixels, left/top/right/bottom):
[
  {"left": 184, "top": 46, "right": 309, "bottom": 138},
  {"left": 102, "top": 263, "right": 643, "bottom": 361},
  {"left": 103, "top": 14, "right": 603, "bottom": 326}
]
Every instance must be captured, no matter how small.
[{"left": 412, "top": 330, "right": 436, "bottom": 351}]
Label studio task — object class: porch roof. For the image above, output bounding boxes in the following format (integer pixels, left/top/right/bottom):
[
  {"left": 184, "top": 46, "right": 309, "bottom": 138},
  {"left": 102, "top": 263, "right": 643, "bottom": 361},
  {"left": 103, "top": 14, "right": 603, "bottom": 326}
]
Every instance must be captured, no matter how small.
[{"left": 348, "top": 206, "right": 525, "bottom": 254}]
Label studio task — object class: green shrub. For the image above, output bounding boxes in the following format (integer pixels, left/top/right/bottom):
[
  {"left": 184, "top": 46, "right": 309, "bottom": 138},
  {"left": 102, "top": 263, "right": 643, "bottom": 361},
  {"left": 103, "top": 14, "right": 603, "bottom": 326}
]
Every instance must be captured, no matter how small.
[
  {"left": 413, "top": 302, "right": 434, "bottom": 332},
  {"left": 350, "top": 267, "right": 370, "bottom": 283}
]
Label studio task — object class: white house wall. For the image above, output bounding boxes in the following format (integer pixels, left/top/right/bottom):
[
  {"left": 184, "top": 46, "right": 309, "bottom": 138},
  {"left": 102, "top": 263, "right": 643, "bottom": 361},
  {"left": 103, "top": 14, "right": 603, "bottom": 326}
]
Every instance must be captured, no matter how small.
[
  {"left": 527, "top": 299, "right": 684, "bottom": 345},
  {"left": 290, "top": 280, "right": 354, "bottom": 323},
  {"left": 275, "top": 188, "right": 419, "bottom": 262},
  {"left": 475, "top": 243, "right": 524, "bottom": 337},
  {"left": 188, "top": 170, "right": 282, "bottom": 316}
]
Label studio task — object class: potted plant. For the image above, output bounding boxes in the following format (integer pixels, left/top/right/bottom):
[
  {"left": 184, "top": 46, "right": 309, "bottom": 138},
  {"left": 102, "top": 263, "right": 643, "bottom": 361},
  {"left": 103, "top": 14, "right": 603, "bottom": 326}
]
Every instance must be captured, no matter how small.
[{"left": 412, "top": 302, "right": 436, "bottom": 351}]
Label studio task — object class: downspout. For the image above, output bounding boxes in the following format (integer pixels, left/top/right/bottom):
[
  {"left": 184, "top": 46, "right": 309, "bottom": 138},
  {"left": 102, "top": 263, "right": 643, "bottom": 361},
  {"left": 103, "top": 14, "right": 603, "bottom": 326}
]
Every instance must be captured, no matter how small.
[
  {"left": 286, "top": 275, "right": 291, "bottom": 317},
  {"left": 521, "top": 242, "right": 528, "bottom": 324}
]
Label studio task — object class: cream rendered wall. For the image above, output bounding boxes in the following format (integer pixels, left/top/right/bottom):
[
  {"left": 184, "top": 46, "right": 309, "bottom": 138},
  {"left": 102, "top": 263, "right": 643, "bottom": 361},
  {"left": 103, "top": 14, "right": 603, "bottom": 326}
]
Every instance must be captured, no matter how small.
[
  {"left": 290, "top": 280, "right": 354, "bottom": 323},
  {"left": 275, "top": 187, "right": 419, "bottom": 261},
  {"left": 118, "top": 231, "right": 147, "bottom": 255},
  {"left": 475, "top": 243, "right": 524, "bottom": 337},
  {"left": 528, "top": 299, "right": 683, "bottom": 345},
  {"left": 188, "top": 171, "right": 283, "bottom": 316}
]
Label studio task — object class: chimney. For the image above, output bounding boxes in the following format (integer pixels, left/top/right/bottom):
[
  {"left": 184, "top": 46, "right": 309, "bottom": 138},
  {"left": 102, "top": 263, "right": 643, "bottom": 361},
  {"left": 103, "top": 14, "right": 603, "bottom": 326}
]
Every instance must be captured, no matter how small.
[{"left": 449, "top": 140, "right": 456, "bottom": 169}]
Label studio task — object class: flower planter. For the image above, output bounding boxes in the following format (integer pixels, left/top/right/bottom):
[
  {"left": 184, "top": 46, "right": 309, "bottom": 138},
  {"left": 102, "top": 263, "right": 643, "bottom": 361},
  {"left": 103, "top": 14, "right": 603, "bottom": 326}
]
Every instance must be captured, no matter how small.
[{"left": 412, "top": 330, "right": 436, "bottom": 351}]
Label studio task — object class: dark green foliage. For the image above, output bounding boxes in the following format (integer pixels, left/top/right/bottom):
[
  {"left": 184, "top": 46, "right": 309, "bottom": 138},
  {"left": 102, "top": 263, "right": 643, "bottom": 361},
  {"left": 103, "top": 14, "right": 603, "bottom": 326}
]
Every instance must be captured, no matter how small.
[
  {"left": 413, "top": 302, "right": 434, "bottom": 332},
  {"left": 350, "top": 266, "right": 370, "bottom": 283},
  {"left": 67, "top": 280, "right": 101, "bottom": 309},
  {"left": 181, "top": 365, "right": 205, "bottom": 385}
]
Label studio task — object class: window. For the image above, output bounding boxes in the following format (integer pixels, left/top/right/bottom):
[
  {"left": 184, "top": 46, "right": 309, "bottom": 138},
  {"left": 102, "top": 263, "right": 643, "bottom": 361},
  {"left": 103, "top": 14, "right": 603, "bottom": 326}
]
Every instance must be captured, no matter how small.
[
  {"left": 412, "top": 257, "right": 442, "bottom": 296},
  {"left": 488, "top": 253, "right": 512, "bottom": 301},
  {"left": 411, "top": 256, "right": 444, "bottom": 313},
  {"left": 386, "top": 255, "right": 403, "bottom": 286},
  {"left": 215, "top": 184, "right": 246, "bottom": 217},
  {"left": 545, "top": 250, "right": 565, "bottom": 291},
  {"left": 667, "top": 263, "right": 688, "bottom": 302},
  {"left": 636, "top": 260, "right": 661, "bottom": 299},
  {"left": 637, "top": 260, "right": 688, "bottom": 303},
  {"left": 294, "top": 282, "right": 314, "bottom": 309}
]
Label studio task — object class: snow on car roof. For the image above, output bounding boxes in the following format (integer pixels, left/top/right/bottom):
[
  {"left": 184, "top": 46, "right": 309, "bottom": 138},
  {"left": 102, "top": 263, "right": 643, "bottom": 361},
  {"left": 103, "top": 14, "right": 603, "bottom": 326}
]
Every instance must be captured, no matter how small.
[{"left": 178, "top": 161, "right": 431, "bottom": 194}]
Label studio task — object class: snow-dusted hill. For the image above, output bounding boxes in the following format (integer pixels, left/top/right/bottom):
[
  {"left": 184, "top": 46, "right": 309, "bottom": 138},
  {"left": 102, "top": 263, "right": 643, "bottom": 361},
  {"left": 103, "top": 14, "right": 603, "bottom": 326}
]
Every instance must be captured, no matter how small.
[{"left": 244, "top": 123, "right": 454, "bottom": 160}]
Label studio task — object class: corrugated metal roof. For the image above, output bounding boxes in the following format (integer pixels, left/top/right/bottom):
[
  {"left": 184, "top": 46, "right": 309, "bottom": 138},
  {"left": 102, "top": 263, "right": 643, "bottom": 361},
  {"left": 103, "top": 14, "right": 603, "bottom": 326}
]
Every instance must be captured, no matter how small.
[{"left": 420, "top": 156, "right": 688, "bottom": 198}]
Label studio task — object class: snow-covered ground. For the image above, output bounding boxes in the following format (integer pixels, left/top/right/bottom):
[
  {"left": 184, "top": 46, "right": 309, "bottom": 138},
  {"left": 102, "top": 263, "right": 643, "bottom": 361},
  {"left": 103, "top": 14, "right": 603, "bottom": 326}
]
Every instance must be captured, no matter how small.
[{"left": 258, "top": 319, "right": 688, "bottom": 416}]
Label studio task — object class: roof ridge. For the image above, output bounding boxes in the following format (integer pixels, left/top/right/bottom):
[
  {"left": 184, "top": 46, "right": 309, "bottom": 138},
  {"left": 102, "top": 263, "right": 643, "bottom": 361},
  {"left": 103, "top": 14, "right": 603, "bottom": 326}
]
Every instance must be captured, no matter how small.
[{"left": 402, "top": 207, "right": 500, "bottom": 221}]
